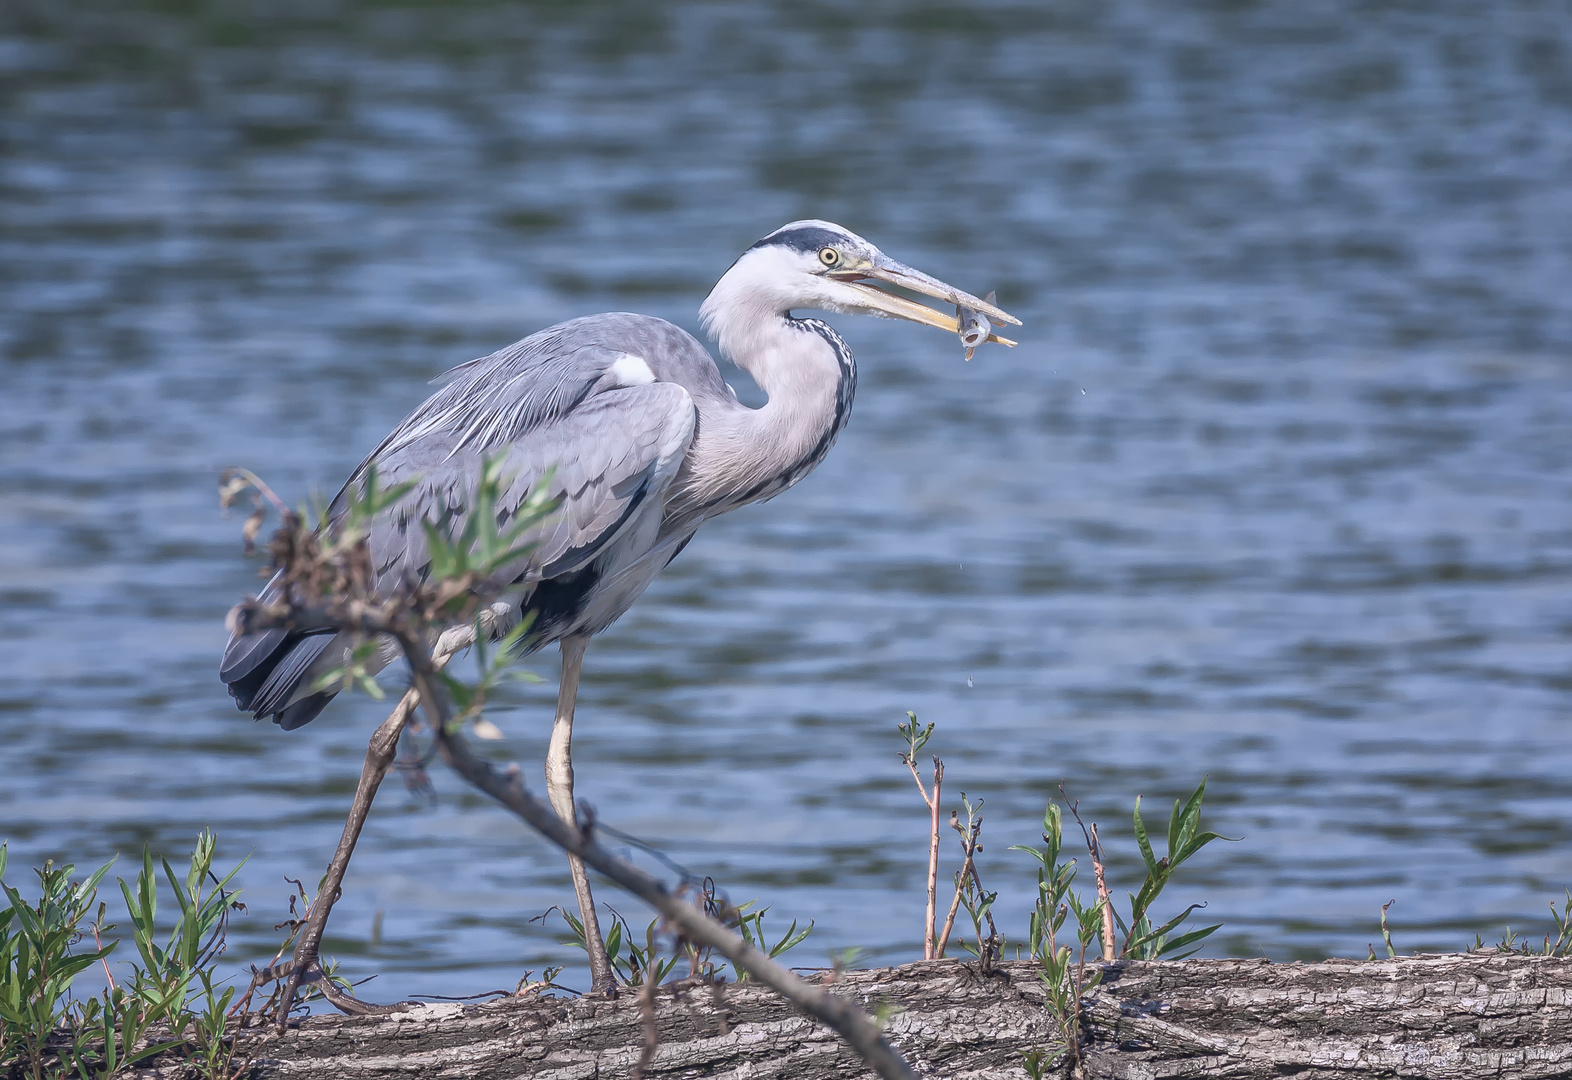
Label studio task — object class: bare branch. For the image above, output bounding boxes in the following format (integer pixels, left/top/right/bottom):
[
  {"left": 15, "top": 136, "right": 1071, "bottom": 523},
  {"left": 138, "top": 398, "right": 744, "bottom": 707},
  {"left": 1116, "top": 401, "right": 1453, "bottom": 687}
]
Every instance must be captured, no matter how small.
[
  {"left": 924, "top": 757, "right": 943, "bottom": 961},
  {"left": 900, "top": 764, "right": 926, "bottom": 808},
  {"left": 1088, "top": 824, "right": 1115, "bottom": 963},
  {"left": 1069, "top": 813, "right": 1116, "bottom": 964},
  {"left": 632, "top": 964, "right": 660, "bottom": 1080},
  {"left": 935, "top": 809, "right": 975, "bottom": 959}
]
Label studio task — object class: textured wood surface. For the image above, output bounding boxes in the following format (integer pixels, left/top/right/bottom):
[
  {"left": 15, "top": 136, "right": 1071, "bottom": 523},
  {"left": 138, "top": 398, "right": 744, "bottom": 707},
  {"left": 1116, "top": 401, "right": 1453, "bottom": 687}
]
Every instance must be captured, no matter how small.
[
  {"left": 165, "top": 954, "right": 1572, "bottom": 1079},
  {"left": 1079, "top": 954, "right": 1572, "bottom": 1079}
]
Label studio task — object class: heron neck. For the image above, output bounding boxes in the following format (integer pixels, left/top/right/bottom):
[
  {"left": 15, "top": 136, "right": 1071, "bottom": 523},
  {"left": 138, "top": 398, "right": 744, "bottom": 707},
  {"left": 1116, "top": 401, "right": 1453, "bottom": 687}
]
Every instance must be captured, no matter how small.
[
  {"left": 685, "top": 309, "right": 855, "bottom": 517},
  {"left": 734, "top": 310, "right": 845, "bottom": 406}
]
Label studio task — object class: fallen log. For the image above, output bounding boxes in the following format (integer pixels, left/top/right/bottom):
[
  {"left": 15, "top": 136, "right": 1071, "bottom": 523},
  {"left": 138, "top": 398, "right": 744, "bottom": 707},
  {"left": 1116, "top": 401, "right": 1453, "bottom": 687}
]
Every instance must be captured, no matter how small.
[{"left": 155, "top": 953, "right": 1572, "bottom": 1079}]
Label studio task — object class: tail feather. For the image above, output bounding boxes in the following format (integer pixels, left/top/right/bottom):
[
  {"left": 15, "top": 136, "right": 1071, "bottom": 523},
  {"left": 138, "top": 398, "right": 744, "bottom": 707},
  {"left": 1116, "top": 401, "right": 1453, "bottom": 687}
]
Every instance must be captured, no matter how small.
[
  {"left": 277, "top": 691, "right": 334, "bottom": 731},
  {"left": 249, "top": 633, "right": 337, "bottom": 716},
  {"left": 220, "top": 626, "right": 287, "bottom": 709},
  {"left": 219, "top": 626, "right": 286, "bottom": 683},
  {"left": 221, "top": 628, "right": 339, "bottom": 729}
]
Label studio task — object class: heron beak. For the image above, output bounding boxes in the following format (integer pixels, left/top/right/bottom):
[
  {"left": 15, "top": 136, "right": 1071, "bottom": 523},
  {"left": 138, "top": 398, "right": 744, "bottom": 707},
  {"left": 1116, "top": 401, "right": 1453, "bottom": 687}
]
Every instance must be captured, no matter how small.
[{"left": 835, "top": 254, "right": 1021, "bottom": 345}]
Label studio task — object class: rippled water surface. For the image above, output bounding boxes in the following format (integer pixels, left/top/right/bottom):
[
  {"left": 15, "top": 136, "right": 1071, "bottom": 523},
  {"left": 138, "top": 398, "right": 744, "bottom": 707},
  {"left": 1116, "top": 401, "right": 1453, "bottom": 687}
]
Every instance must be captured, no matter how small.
[{"left": 4, "top": 1, "right": 1572, "bottom": 996}]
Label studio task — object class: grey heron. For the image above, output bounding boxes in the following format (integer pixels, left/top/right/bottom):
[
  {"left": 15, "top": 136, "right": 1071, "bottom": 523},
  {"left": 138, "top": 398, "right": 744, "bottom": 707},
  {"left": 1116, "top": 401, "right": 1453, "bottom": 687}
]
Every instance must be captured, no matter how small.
[{"left": 220, "top": 220, "right": 1019, "bottom": 996}]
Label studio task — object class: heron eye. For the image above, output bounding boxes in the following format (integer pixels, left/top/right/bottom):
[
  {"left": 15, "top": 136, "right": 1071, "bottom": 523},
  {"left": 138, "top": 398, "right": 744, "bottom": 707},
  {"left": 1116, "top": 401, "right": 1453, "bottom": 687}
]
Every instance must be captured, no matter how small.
[{"left": 818, "top": 247, "right": 840, "bottom": 267}]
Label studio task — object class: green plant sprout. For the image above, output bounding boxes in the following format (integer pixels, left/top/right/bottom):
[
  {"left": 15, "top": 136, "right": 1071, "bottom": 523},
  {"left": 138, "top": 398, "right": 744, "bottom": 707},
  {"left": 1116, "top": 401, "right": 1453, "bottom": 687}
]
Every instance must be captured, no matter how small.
[
  {"left": 1010, "top": 801, "right": 1107, "bottom": 1074},
  {"left": 895, "top": 713, "right": 934, "bottom": 765},
  {"left": 418, "top": 456, "right": 560, "bottom": 623},
  {"left": 553, "top": 897, "right": 813, "bottom": 990},
  {"left": 829, "top": 946, "right": 864, "bottom": 972},
  {"left": 1, "top": 847, "right": 122, "bottom": 1080},
  {"left": 311, "top": 639, "right": 390, "bottom": 701},
  {"left": 734, "top": 901, "right": 815, "bottom": 978},
  {"left": 1526, "top": 892, "right": 1572, "bottom": 958},
  {"left": 116, "top": 832, "right": 248, "bottom": 1079},
  {"left": 1462, "top": 891, "right": 1572, "bottom": 958},
  {"left": 1010, "top": 779, "right": 1232, "bottom": 1072},
  {"left": 1119, "top": 780, "right": 1232, "bottom": 960},
  {"left": 556, "top": 906, "right": 678, "bottom": 989},
  {"left": 949, "top": 795, "right": 1000, "bottom": 968},
  {"left": 1, "top": 834, "right": 253, "bottom": 1080}
]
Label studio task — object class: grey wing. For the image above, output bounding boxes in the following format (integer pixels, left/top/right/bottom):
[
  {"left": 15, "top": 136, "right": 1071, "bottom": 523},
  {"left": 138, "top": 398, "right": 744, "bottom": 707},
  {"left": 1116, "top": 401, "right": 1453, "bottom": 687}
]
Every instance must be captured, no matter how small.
[
  {"left": 361, "top": 379, "right": 697, "bottom": 602},
  {"left": 221, "top": 333, "right": 697, "bottom": 728}
]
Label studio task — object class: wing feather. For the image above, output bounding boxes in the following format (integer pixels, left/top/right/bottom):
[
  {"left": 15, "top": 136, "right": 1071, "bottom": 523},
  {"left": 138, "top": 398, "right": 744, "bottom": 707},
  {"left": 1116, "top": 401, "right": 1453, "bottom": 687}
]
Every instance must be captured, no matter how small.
[
  {"left": 223, "top": 317, "right": 704, "bottom": 724},
  {"left": 356, "top": 380, "right": 695, "bottom": 596}
]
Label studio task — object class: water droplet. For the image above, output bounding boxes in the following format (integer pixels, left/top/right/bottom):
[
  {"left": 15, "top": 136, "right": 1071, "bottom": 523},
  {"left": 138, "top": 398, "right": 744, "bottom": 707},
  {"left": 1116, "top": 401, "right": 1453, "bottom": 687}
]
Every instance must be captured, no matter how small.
[{"left": 966, "top": 676, "right": 974, "bottom": 688}]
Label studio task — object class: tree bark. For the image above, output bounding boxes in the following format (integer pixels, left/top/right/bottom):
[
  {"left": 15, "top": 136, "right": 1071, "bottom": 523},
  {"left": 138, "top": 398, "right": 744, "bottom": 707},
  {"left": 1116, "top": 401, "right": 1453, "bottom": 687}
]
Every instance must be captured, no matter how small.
[{"left": 196, "top": 953, "right": 1572, "bottom": 1079}]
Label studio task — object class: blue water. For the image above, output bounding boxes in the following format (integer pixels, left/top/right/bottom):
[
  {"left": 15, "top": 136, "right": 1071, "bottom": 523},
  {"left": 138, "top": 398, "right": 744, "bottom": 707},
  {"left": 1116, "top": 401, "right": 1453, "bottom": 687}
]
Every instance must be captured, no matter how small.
[{"left": 3, "top": 0, "right": 1572, "bottom": 998}]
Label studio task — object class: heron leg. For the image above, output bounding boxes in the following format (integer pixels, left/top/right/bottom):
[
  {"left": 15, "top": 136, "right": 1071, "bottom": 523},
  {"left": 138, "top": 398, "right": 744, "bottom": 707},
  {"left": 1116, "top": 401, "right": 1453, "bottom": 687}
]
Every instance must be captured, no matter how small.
[
  {"left": 546, "top": 634, "right": 617, "bottom": 996},
  {"left": 274, "top": 689, "right": 418, "bottom": 1027}
]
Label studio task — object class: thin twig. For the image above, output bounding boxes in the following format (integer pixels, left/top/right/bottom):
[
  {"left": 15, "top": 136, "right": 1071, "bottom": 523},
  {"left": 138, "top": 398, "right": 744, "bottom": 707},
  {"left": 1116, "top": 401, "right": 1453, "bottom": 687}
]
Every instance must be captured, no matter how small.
[
  {"left": 1088, "top": 824, "right": 1116, "bottom": 963},
  {"left": 967, "top": 855, "right": 1001, "bottom": 973},
  {"left": 900, "top": 749, "right": 941, "bottom": 960},
  {"left": 902, "top": 755, "right": 931, "bottom": 804},
  {"left": 219, "top": 467, "right": 291, "bottom": 515},
  {"left": 272, "top": 697, "right": 415, "bottom": 1027},
  {"left": 633, "top": 966, "right": 660, "bottom": 1079},
  {"left": 925, "top": 758, "right": 943, "bottom": 961},
  {"left": 91, "top": 924, "right": 116, "bottom": 991},
  {"left": 936, "top": 878, "right": 965, "bottom": 960},
  {"left": 1065, "top": 795, "right": 1117, "bottom": 963},
  {"left": 935, "top": 810, "right": 975, "bottom": 959},
  {"left": 942, "top": 798, "right": 999, "bottom": 971}
]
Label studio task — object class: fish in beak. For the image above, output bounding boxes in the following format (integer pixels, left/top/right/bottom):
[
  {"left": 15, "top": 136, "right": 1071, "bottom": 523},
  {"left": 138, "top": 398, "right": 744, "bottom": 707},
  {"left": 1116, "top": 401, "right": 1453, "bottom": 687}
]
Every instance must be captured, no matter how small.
[
  {"left": 833, "top": 254, "right": 1020, "bottom": 349},
  {"left": 956, "top": 291, "right": 997, "bottom": 361}
]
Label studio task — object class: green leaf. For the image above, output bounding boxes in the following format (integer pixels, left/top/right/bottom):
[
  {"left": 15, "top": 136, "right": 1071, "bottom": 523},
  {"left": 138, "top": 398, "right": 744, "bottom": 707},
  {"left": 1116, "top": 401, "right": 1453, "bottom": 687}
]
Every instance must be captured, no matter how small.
[
  {"left": 1127, "top": 901, "right": 1206, "bottom": 956},
  {"left": 121, "top": 1039, "right": 187, "bottom": 1068},
  {"left": 75, "top": 857, "right": 116, "bottom": 901},
  {"left": 1154, "top": 922, "right": 1221, "bottom": 960},
  {"left": 1007, "top": 844, "right": 1049, "bottom": 868},
  {"left": 769, "top": 919, "right": 813, "bottom": 958},
  {"left": 1132, "top": 796, "right": 1160, "bottom": 878},
  {"left": 1169, "top": 777, "right": 1214, "bottom": 861}
]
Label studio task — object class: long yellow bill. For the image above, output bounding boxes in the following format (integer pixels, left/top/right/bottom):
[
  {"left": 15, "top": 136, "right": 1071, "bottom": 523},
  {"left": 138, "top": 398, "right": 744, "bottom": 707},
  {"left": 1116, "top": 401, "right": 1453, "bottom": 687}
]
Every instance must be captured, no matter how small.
[{"left": 837, "top": 255, "right": 1021, "bottom": 347}]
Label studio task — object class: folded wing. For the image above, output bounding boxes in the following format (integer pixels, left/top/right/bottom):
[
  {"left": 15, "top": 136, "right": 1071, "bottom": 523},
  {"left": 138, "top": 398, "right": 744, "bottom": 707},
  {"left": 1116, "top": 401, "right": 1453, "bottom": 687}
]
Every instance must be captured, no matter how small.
[{"left": 221, "top": 334, "right": 697, "bottom": 729}]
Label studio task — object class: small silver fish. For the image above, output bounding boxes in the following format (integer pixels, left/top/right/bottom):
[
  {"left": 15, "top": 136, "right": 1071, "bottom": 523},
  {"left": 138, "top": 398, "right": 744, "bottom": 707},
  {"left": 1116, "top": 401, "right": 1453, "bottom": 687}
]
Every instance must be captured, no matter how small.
[{"left": 956, "top": 290, "right": 997, "bottom": 361}]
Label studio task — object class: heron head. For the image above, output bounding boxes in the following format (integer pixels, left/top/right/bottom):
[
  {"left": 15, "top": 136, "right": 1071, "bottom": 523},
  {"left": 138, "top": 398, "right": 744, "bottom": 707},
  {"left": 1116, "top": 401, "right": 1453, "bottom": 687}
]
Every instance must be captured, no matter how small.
[{"left": 701, "top": 220, "right": 1020, "bottom": 343}]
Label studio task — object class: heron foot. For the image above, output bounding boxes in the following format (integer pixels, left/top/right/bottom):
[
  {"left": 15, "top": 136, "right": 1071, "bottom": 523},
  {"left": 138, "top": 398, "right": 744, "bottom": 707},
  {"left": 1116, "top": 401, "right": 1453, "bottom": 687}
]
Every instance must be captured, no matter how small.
[
  {"left": 268, "top": 952, "right": 405, "bottom": 1028},
  {"left": 569, "top": 872, "right": 620, "bottom": 999},
  {"left": 589, "top": 957, "right": 620, "bottom": 999}
]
